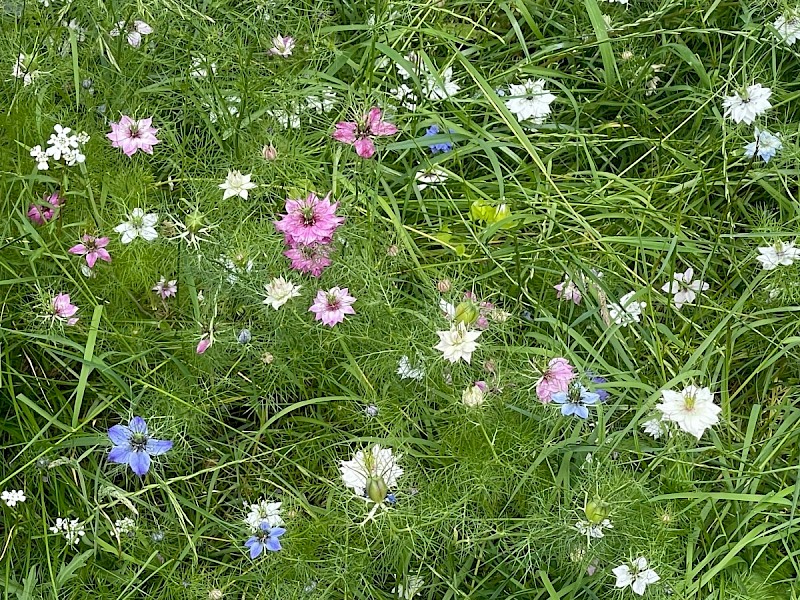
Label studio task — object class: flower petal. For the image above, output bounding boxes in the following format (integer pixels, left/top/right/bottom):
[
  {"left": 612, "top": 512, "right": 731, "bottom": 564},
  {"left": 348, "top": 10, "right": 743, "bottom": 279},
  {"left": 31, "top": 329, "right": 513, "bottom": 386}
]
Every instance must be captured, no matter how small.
[
  {"left": 129, "top": 416, "right": 149, "bottom": 434},
  {"left": 108, "top": 424, "right": 131, "bottom": 445},
  {"left": 129, "top": 450, "right": 151, "bottom": 476},
  {"left": 146, "top": 438, "right": 173, "bottom": 455}
]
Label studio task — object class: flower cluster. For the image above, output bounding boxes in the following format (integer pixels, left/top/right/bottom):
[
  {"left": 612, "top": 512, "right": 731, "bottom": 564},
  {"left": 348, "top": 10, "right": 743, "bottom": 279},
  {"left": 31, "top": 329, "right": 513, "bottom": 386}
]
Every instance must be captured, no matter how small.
[
  {"left": 274, "top": 192, "right": 343, "bottom": 277},
  {"left": 30, "top": 124, "right": 89, "bottom": 170}
]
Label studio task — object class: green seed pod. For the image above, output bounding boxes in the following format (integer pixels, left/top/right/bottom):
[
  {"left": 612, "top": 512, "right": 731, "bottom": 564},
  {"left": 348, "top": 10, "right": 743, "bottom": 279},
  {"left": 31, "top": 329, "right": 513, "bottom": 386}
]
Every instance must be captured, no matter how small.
[
  {"left": 366, "top": 476, "right": 389, "bottom": 504},
  {"left": 585, "top": 499, "right": 611, "bottom": 524},
  {"left": 454, "top": 301, "right": 479, "bottom": 325}
]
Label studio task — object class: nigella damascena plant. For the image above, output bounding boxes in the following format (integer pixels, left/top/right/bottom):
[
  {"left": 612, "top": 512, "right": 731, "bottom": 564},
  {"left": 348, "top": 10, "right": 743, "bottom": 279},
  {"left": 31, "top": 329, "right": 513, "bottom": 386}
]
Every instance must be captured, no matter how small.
[
  {"left": 107, "top": 416, "right": 173, "bottom": 476},
  {"left": 340, "top": 444, "right": 403, "bottom": 521}
]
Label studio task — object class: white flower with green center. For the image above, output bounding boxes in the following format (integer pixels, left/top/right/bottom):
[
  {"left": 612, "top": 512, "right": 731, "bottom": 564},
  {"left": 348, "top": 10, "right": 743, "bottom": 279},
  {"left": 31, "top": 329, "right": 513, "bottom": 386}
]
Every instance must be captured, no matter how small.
[
  {"left": 263, "top": 277, "right": 302, "bottom": 309},
  {"left": 613, "top": 558, "right": 660, "bottom": 595},
  {"left": 114, "top": 208, "right": 159, "bottom": 244},
  {"left": 245, "top": 499, "right": 284, "bottom": 531},
  {"left": 340, "top": 444, "right": 403, "bottom": 503},
  {"left": 607, "top": 291, "right": 646, "bottom": 326},
  {"left": 656, "top": 385, "right": 720, "bottom": 439},
  {"left": 505, "top": 79, "right": 556, "bottom": 124},
  {"left": 722, "top": 83, "right": 772, "bottom": 125},
  {"left": 219, "top": 170, "right": 257, "bottom": 200},
  {"left": 756, "top": 241, "right": 800, "bottom": 270}
]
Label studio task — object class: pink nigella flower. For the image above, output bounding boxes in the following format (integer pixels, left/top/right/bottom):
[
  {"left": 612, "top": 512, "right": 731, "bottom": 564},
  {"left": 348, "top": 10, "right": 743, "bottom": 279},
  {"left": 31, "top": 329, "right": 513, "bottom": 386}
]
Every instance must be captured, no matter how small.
[
  {"left": 535, "top": 357, "right": 575, "bottom": 403},
  {"left": 274, "top": 192, "right": 344, "bottom": 246},
  {"left": 284, "top": 243, "right": 332, "bottom": 277},
  {"left": 269, "top": 35, "right": 295, "bottom": 56},
  {"left": 196, "top": 336, "right": 212, "bottom": 354},
  {"left": 332, "top": 107, "right": 398, "bottom": 159},
  {"left": 555, "top": 275, "right": 582, "bottom": 305},
  {"left": 153, "top": 277, "right": 177, "bottom": 299},
  {"left": 107, "top": 116, "right": 160, "bottom": 157},
  {"left": 28, "top": 192, "right": 63, "bottom": 225},
  {"left": 51, "top": 293, "right": 79, "bottom": 326},
  {"left": 309, "top": 287, "right": 356, "bottom": 327},
  {"left": 68, "top": 234, "right": 111, "bottom": 268}
]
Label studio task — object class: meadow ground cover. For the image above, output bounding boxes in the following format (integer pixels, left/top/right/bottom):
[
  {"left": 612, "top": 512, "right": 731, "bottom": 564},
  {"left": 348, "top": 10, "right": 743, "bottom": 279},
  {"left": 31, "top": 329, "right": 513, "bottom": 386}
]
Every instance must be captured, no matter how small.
[{"left": 3, "top": 0, "right": 800, "bottom": 598}]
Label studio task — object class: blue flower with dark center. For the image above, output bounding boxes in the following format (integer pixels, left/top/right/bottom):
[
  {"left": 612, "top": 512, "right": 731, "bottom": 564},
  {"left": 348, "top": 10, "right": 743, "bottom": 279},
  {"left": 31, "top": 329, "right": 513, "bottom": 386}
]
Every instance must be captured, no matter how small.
[
  {"left": 551, "top": 385, "right": 600, "bottom": 419},
  {"left": 423, "top": 125, "right": 454, "bottom": 154},
  {"left": 245, "top": 522, "right": 285, "bottom": 558},
  {"left": 108, "top": 416, "right": 173, "bottom": 476}
]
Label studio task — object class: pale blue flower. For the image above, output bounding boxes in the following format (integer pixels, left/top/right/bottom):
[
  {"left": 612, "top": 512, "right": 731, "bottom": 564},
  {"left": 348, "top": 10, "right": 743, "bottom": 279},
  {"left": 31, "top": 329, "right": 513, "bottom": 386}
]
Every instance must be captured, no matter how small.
[
  {"left": 245, "top": 522, "right": 285, "bottom": 558},
  {"left": 744, "top": 128, "right": 782, "bottom": 163},
  {"left": 551, "top": 385, "right": 600, "bottom": 419}
]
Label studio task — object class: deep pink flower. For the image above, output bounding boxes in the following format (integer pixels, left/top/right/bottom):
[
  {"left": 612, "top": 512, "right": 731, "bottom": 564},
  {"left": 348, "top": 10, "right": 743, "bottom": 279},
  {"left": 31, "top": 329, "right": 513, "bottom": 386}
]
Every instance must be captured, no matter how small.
[
  {"left": 68, "top": 234, "right": 111, "bottom": 268},
  {"left": 107, "top": 116, "right": 160, "bottom": 157},
  {"left": 535, "top": 357, "right": 574, "bottom": 403},
  {"left": 332, "top": 107, "right": 398, "bottom": 158},
  {"left": 309, "top": 287, "right": 356, "bottom": 327},
  {"left": 52, "top": 293, "right": 78, "bottom": 325},
  {"left": 28, "top": 192, "right": 63, "bottom": 225},
  {"left": 274, "top": 192, "right": 344, "bottom": 246},
  {"left": 283, "top": 243, "right": 332, "bottom": 277}
]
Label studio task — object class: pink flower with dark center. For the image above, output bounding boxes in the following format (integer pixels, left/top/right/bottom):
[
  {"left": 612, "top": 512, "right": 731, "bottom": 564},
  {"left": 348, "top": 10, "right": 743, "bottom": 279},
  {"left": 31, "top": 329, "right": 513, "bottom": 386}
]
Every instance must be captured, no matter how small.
[
  {"left": 153, "top": 277, "right": 177, "bottom": 299},
  {"left": 274, "top": 192, "right": 344, "bottom": 246},
  {"left": 28, "top": 192, "right": 63, "bottom": 225},
  {"left": 68, "top": 234, "right": 111, "bottom": 268},
  {"left": 535, "top": 357, "right": 574, "bottom": 403},
  {"left": 51, "top": 293, "right": 79, "bottom": 326},
  {"left": 332, "top": 107, "right": 398, "bottom": 159},
  {"left": 309, "top": 287, "right": 356, "bottom": 327},
  {"left": 107, "top": 116, "right": 160, "bottom": 157},
  {"left": 284, "top": 243, "right": 332, "bottom": 277}
]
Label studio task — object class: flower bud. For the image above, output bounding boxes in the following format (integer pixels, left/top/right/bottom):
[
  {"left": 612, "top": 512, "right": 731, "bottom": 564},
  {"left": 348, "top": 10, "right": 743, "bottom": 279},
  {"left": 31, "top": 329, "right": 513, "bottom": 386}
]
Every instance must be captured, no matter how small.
[
  {"left": 454, "top": 301, "right": 479, "bottom": 325},
  {"left": 237, "top": 328, "right": 252, "bottom": 344},
  {"left": 585, "top": 499, "right": 610, "bottom": 524},
  {"left": 209, "top": 591, "right": 224, "bottom": 600},
  {"left": 436, "top": 279, "right": 451, "bottom": 293},
  {"left": 366, "top": 476, "right": 389, "bottom": 504},
  {"left": 262, "top": 144, "right": 277, "bottom": 160},
  {"left": 462, "top": 384, "right": 485, "bottom": 408}
]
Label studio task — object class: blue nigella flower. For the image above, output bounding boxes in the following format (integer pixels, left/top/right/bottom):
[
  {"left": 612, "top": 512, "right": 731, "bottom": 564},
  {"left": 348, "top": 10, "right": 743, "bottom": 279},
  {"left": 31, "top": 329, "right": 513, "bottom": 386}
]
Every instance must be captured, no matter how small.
[
  {"left": 245, "top": 522, "right": 285, "bottom": 558},
  {"left": 587, "top": 372, "right": 610, "bottom": 402},
  {"left": 744, "top": 128, "right": 782, "bottom": 163},
  {"left": 108, "top": 416, "right": 173, "bottom": 476},
  {"left": 551, "top": 385, "right": 600, "bottom": 419},
  {"left": 423, "top": 125, "right": 454, "bottom": 154},
  {"left": 385, "top": 493, "right": 397, "bottom": 505}
]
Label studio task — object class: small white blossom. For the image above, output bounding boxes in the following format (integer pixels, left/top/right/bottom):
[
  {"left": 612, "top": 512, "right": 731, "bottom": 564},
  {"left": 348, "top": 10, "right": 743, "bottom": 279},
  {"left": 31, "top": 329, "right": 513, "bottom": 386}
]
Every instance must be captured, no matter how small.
[
  {"left": 50, "top": 518, "right": 86, "bottom": 545},
  {"left": 190, "top": 55, "right": 217, "bottom": 78},
  {"left": 607, "top": 291, "right": 646, "bottom": 326},
  {"left": 744, "top": 128, "right": 782, "bottom": 163},
  {"left": 244, "top": 499, "right": 284, "bottom": 532},
  {"left": 397, "top": 356, "right": 424, "bottom": 381},
  {"left": 392, "top": 576, "right": 425, "bottom": 600},
  {"left": 613, "top": 558, "right": 660, "bottom": 595},
  {"left": 220, "top": 254, "right": 254, "bottom": 284},
  {"left": 113, "top": 517, "right": 136, "bottom": 537},
  {"left": 268, "top": 108, "right": 301, "bottom": 129},
  {"left": 340, "top": 444, "right": 403, "bottom": 500},
  {"left": 30, "top": 145, "right": 49, "bottom": 170},
  {"left": 269, "top": 35, "right": 295, "bottom": 57},
  {"left": 575, "top": 518, "right": 613, "bottom": 539},
  {"left": 462, "top": 382, "right": 486, "bottom": 408},
  {"left": 774, "top": 14, "right": 800, "bottom": 45},
  {"left": 414, "top": 167, "right": 449, "bottom": 190},
  {"left": 389, "top": 83, "right": 418, "bottom": 111},
  {"left": 114, "top": 208, "right": 159, "bottom": 244},
  {"left": 656, "top": 385, "right": 720, "bottom": 440},
  {"left": 1, "top": 489, "right": 26, "bottom": 507},
  {"left": 661, "top": 267, "right": 709, "bottom": 309},
  {"left": 110, "top": 20, "right": 153, "bottom": 48},
  {"left": 306, "top": 89, "right": 336, "bottom": 113},
  {"left": 423, "top": 67, "right": 460, "bottom": 100},
  {"left": 434, "top": 322, "right": 482, "bottom": 364},
  {"left": 756, "top": 241, "right": 800, "bottom": 270},
  {"left": 641, "top": 417, "right": 667, "bottom": 439},
  {"left": 219, "top": 170, "right": 257, "bottom": 200},
  {"left": 505, "top": 79, "right": 556, "bottom": 124},
  {"left": 263, "top": 277, "right": 302, "bottom": 309},
  {"left": 12, "top": 54, "right": 39, "bottom": 86}
]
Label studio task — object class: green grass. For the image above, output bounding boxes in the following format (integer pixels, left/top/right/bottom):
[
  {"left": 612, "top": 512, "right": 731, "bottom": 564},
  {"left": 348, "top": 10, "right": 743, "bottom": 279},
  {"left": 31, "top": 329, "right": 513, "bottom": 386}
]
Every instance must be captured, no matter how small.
[{"left": 2, "top": 0, "right": 800, "bottom": 598}]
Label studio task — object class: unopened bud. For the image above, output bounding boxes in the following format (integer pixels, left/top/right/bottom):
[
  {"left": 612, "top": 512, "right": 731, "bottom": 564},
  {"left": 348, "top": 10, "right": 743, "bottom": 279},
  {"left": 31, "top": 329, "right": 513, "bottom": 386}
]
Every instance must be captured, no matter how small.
[
  {"left": 585, "top": 500, "right": 611, "bottom": 524},
  {"left": 436, "top": 279, "right": 451, "bottom": 293},
  {"left": 454, "top": 301, "right": 479, "bottom": 325},
  {"left": 262, "top": 144, "right": 277, "bottom": 160},
  {"left": 366, "top": 476, "right": 389, "bottom": 504}
]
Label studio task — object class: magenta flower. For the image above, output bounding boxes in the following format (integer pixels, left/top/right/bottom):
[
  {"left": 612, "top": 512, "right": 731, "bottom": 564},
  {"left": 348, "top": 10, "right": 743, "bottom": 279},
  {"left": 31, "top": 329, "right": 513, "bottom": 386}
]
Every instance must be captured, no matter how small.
[
  {"left": 153, "top": 277, "right": 177, "bottom": 299},
  {"left": 51, "top": 293, "right": 79, "bottom": 326},
  {"left": 274, "top": 192, "right": 344, "bottom": 246},
  {"left": 332, "top": 107, "right": 398, "bottom": 158},
  {"left": 28, "top": 192, "right": 63, "bottom": 225},
  {"left": 284, "top": 243, "right": 332, "bottom": 277},
  {"left": 535, "top": 357, "right": 574, "bottom": 403},
  {"left": 196, "top": 336, "right": 212, "bottom": 354},
  {"left": 107, "top": 116, "right": 160, "bottom": 157},
  {"left": 309, "top": 287, "right": 356, "bottom": 327},
  {"left": 68, "top": 234, "right": 111, "bottom": 268}
]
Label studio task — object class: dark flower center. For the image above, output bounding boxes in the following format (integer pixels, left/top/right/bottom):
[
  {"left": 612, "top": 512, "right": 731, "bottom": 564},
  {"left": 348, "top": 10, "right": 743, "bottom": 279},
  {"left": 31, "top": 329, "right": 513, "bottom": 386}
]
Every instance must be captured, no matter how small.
[
  {"left": 326, "top": 295, "right": 341, "bottom": 310},
  {"left": 130, "top": 432, "right": 148, "bottom": 451}
]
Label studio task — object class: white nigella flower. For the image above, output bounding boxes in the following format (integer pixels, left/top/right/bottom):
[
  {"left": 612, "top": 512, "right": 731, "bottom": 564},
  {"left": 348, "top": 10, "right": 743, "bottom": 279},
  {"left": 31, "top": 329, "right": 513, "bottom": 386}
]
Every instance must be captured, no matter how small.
[
  {"left": 340, "top": 444, "right": 403, "bottom": 504},
  {"left": 722, "top": 83, "right": 772, "bottom": 125},
  {"left": 190, "top": 55, "right": 217, "bottom": 78},
  {"left": 220, "top": 254, "right": 254, "bottom": 284},
  {"left": 656, "top": 385, "right": 720, "bottom": 440},
  {"left": 661, "top": 267, "right": 709, "bottom": 309},
  {"left": 64, "top": 19, "right": 87, "bottom": 42},
  {"left": 392, "top": 576, "right": 425, "bottom": 600},
  {"left": 434, "top": 322, "right": 482, "bottom": 363},
  {"left": 505, "top": 79, "right": 557, "bottom": 124},
  {"left": 414, "top": 167, "right": 449, "bottom": 190},
  {"left": 397, "top": 355, "right": 424, "bottom": 381},
  {"left": 641, "top": 417, "right": 668, "bottom": 439},
  {"left": 263, "top": 276, "right": 302, "bottom": 309},
  {"left": 462, "top": 382, "right": 487, "bottom": 408},
  {"left": 50, "top": 518, "right": 86, "bottom": 545},
  {"left": 109, "top": 20, "right": 153, "bottom": 48},
  {"left": 115, "top": 208, "right": 159, "bottom": 244},
  {"left": 744, "top": 128, "right": 782, "bottom": 163},
  {"left": 1, "top": 489, "right": 26, "bottom": 507},
  {"left": 613, "top": 558, "right": 660, "bottom": 596},
  {"left": 773, "top": 14, "right": 800, "bottom": 45},
  {"left": 268, "top": 108, "right": 301, "bottom": 129},
  {"left": 268, "top": 35, "right": 295, "bottom": 56},
  {"left": 219, "top": 170, "right": 257, "bottom": 200},
  {"left": 207, "top": 95, "right": 240, "bottom": 123},
  {"left": 423, "top": 67, "right": 460, "bottom": 100},
  {"left": 574, "top": 518, "right": 613, "bottom": 539},
  {"left": 756, "top": 241, "right": 800, "bottom": 270},
  {"left": 396, "top": 52, "right": 423, "bottom": 79},
  {"left": 12, "top": 53, "right": 39, "bottom": 86},
  {"left": 607, "top": 291, "right": 646, "bottom": 326},
  {"left": 389, "top": 83, "right": 418, "bottom": 111},
  {"left": 306, "top": 89, "right": 336, "bottom": 113},
  {"left": 244, "top": 499, "right": 284, "bottom": 531}
]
